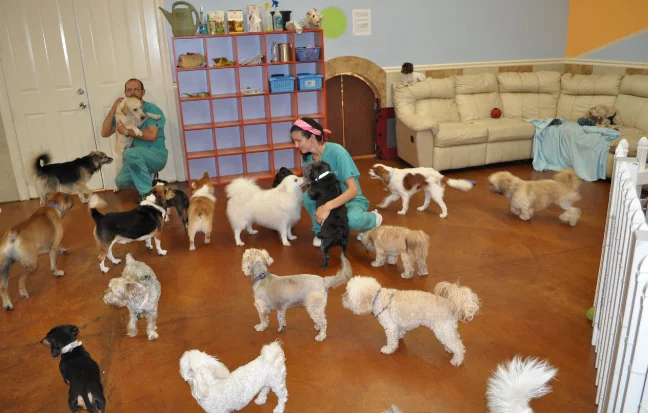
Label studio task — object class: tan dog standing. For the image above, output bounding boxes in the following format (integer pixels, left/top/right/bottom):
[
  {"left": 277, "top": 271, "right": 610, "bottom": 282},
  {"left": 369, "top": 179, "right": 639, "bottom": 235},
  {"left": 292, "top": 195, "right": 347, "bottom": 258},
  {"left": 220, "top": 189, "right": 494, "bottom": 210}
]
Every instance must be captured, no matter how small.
[
  {"left": 0, "top": 192, "right": 74, "bottom": 310},
  {"left": 188, "top": 172, "right": 216, "bottom": 251}
]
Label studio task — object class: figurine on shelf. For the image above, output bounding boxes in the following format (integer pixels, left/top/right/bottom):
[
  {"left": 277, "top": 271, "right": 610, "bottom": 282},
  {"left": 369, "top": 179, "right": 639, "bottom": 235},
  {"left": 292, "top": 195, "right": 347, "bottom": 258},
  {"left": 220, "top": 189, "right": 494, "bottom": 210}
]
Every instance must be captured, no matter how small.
[
  {"left": 286, "top": 8, "right": 322, "bottom": 34},
  {"left": 177, "top": 52, "right": 206, "bottom": 68},
  {"left": 212, "top": 56, "right": 235, "bottom": 67}
]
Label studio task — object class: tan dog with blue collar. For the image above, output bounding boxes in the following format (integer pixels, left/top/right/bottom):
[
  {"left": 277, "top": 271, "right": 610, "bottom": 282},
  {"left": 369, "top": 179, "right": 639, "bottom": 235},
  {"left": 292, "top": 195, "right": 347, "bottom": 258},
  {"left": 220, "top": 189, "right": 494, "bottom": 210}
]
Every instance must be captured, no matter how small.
[{"left": 0, "top": 192, "right": 74, "bottom": 310}]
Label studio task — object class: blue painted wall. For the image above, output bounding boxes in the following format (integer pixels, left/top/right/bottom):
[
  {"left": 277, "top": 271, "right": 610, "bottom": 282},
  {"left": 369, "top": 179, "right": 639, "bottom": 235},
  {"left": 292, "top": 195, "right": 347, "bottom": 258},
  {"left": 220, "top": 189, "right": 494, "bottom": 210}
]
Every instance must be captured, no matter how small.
[
  {"left": 163, "top": 0, "right": 570, "bottom": 69},
  {"left": 584, "top": 30, "right": 648, "bottom": 62}
]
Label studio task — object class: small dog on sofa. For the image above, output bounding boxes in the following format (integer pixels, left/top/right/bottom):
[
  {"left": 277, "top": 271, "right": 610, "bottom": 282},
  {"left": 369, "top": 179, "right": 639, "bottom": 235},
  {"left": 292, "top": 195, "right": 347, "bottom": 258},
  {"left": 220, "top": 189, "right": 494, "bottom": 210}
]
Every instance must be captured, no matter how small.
[
  {"left": 242, "top": 248, "right": 352, "bottom": 341},
  {"left": 180, "top": 341, "right": 288, "bottom": 413},
  {"left": 41, "top": 325, "right": 106, "bottom": 413},
  {"left": 369, "top": 164, "right": 474, "bottom": 217},
  {"left": 357, "top": 225, "right": 430, "bottom": 279},
  {"left": 103, "top": 253, "right": 161, "bottom": 340},
  {"left": 342, "top": 276, "right": 481, "bottom": 365},
  {"left": 0, "top": 192, "right": 73, "bottom": 310},
  {"left": 488, "top": 169, "right": 582, "bottom": 225},
  {"left": 401, "top": 62, "right": 426, "bottom": 85},
  {"left": 114, "top": 97, "right": 161, "bottom": 175},
  {"left": 152, "top": 177, "right": 190, "bottom": 228},
  {"left": 304, "top": 161, "right": 350, "bottom": 268},
  {"left": 225, "top": 174, "right": 304, "bottom": 247},
  {"left": 29, "top": 151, "right": 113, "bottom": 204}
]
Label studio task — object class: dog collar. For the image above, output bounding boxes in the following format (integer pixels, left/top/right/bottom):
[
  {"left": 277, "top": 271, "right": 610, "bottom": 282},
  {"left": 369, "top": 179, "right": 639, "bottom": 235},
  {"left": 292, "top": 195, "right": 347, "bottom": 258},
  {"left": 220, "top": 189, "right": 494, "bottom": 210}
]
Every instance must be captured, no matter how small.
[
  {"left": 373, "top": 291, "right": 394, "bottom": 317},
  {"left": 61, "top": 340, "right": 82, "bottom": 354},
  {"left": 46, "top": 202, "right": 65, "bottom": 216},
  {"left": 314, "top": 171, "right": 330, "bottom": 182},
  {"left": 387, "top": 169, "right": 394, "bottom": 185},
  {"left": 140, "top": 200, "right": 166, "bottom": 218},
  {"left": 252, "top": 271, "right": 270, "bottom": 286}
]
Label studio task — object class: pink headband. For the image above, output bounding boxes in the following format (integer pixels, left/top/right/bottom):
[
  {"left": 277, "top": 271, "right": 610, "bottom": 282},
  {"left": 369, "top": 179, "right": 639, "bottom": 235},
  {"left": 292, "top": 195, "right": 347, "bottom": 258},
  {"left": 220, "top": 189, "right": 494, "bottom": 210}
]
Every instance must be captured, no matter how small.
[{"left": 294, "top": 119, "right": 331, "bottom": 137}]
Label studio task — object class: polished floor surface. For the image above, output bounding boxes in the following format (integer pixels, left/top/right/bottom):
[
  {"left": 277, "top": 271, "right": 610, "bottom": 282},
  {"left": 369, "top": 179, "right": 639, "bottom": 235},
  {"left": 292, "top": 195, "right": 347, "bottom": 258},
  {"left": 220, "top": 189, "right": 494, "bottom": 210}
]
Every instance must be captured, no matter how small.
[{"left": 0, "top": 158, "right": 606, "bottom": 412}]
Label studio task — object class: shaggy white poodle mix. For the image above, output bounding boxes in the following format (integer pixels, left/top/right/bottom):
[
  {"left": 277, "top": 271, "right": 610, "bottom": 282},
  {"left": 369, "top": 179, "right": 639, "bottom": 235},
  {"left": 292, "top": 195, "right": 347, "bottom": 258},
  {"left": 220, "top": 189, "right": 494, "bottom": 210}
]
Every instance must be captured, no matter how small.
[{"left": 342, "top": 276, "right": 481, "bottom": 366}]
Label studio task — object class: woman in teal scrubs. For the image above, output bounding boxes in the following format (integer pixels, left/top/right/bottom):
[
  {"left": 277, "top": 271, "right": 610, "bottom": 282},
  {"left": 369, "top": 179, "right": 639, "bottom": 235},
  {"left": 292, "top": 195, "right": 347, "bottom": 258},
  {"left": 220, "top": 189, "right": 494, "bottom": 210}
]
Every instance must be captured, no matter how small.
[{"left": 291, "top": 117, "right": 382, "bottom": 247}]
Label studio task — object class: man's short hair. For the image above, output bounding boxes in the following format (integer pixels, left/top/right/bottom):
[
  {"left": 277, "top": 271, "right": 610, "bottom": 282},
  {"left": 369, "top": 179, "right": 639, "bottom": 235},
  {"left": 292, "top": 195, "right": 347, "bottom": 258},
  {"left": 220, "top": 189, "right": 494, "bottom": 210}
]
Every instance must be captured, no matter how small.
[{"left": 125, "top": 78, "right": 145, "bottom": 91}]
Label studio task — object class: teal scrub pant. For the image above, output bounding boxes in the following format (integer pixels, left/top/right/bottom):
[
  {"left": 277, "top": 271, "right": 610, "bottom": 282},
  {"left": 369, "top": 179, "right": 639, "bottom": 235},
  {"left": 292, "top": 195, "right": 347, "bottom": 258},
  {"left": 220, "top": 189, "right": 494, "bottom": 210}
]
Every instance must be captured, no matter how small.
[
  {"left": 302, "top": 191, "right": 376, "bottom": 234},
  {"left": 115, "top": 147, "right": 168, "bottom": 195}
]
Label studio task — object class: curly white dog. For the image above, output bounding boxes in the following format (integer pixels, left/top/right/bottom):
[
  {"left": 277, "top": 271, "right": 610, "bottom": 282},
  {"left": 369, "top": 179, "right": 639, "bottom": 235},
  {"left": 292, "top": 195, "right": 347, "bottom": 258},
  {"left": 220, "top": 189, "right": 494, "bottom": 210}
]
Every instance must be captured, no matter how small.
[
  {"left": 179, "top": 341, "right": 288, "bottom": 413},
  {"left": 342, "top": 276, "right": 481, "bottom": 366}
]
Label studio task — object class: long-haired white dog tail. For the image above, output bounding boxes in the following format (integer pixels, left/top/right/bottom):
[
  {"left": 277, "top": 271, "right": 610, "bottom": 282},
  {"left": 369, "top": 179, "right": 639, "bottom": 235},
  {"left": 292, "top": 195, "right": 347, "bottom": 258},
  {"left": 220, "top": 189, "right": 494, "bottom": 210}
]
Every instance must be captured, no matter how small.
[
  {"left": 434, "top": 281, "right": 481, "bottom": 322},
  {"left": 323, "top": 253, "right": 352, "bottom": 290},
  {"left": 225, "top": 177, "right": 260, "bottom": 200},
  {"left": 88, "top": 194, "right": 108, "bottom": 209},
  {"left": 486, "top": 356, "right": 557, "bottom": 413},
  {"left": 443, "top": 176, "right": 474, "bottom": 192}
]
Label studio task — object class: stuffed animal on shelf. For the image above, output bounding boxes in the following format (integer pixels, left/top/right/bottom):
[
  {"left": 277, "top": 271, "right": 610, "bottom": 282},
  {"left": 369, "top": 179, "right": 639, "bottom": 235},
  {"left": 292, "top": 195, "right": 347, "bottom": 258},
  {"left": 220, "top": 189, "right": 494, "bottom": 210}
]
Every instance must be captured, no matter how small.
[
  {"left": 177, "top": 53, "right": 206, "bottom": 69},
  {"left": 286, "top": 8, "right": 323, "bottom": 34}
]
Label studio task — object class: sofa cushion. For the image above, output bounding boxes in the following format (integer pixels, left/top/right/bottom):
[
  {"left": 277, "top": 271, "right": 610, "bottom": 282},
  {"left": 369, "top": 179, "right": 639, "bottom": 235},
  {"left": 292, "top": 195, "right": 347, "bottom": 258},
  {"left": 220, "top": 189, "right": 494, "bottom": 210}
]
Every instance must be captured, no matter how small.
[
  {"left": 435, "top": 122, "right": 488, "bottom": 148},
  {"left": 472, "top": 118, "right": 536, "bottom": 143},
  {"left": 415, "top": 99, "right": 461, "bottom": 122},
  {"left": 497, "top": 71, "right": 561, "bottom": 119},
  {"left": 557, "top": 74, "right": 622, "bottom": 121},
  {"left": 455, "top": 73, "right": 503, "bottom": 121},
  {"left": 616, "top": 75, "right": 648, "bottom": 131},
  {"left": 393, "top": 78, "right": 459, "bottom": 131}
]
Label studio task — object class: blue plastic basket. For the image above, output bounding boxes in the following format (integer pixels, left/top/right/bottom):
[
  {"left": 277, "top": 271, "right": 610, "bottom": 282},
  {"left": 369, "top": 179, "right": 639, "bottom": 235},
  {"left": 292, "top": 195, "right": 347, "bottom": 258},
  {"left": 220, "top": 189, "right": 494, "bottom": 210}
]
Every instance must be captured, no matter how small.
[
  {"left": 295, "top": 47, "right": 321, "bottom": 62},
  {"left": 297, "top": 73, "right": 323, "bottom": 91},
  {"left": 269, "top": 75, "right": 295, "bottom": 93}
]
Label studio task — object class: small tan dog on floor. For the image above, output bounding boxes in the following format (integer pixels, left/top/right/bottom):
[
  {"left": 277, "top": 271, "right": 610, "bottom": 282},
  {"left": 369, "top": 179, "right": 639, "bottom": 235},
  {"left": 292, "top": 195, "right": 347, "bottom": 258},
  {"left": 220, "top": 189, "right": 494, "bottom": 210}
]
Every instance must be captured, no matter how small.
[
  {"left": 241, "top": 249, "right": 352, "bottom": 341},
  {"left": 188, "top": 172, "right": 216, "bottom": 251},
  {"left": 0, "top": 192, "right": 74, "bottom": 310},
  {"left": 488, "top": 169, "right": 582, "bottom": 225},
  {"left": 358, "top": 225, "right": 430, "bottom": 279}
]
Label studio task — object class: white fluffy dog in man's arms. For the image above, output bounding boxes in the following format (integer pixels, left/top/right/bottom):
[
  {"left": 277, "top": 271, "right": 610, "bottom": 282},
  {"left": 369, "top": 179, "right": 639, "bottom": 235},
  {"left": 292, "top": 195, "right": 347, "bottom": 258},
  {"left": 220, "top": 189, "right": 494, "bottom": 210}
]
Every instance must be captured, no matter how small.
[
  {"left": 225, "top": 175, "right": 304, "bottom": 246},
  {"left": 179, "top": 341, "right": 288, "bottom": 413},
  {"left": 114, "top": 97, "right": 161, "bottom": 176},
  {"left": 342, "top": 276, "right": 481, "bottom": 366}
]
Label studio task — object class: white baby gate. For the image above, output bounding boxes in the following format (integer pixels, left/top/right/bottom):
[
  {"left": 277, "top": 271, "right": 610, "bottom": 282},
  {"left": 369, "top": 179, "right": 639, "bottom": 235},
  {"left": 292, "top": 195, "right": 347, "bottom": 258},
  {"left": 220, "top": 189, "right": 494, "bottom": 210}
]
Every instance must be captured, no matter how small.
[{"left": 593, "top": 137, "right": 648, "bottom": 412}]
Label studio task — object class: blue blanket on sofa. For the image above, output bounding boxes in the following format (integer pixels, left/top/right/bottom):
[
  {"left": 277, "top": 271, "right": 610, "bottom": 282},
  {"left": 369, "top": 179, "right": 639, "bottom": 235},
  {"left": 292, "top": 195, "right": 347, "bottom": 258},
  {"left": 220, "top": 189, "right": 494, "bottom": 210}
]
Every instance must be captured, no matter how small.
[{"left": 527, "top": 118, "right": 620, "bottom": 181}]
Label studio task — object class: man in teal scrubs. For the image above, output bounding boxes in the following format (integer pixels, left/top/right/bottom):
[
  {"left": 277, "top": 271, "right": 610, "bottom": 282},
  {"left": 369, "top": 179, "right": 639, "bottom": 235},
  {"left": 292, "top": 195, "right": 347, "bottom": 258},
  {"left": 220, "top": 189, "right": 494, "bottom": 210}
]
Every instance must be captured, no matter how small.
[{"left": 101, "top": 78, "right": 168, "bottom": 200}]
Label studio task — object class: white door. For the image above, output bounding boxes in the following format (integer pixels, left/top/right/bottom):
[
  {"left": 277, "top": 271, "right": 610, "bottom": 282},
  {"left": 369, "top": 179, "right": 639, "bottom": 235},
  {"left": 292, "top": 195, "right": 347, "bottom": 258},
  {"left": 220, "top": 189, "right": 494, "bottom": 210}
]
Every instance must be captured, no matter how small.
[
  {"left": 0, "top": 0, "right": 102, "bottom": 198},
  {"left": 75, "top": 0, "right": 180, "bottom": 188}
]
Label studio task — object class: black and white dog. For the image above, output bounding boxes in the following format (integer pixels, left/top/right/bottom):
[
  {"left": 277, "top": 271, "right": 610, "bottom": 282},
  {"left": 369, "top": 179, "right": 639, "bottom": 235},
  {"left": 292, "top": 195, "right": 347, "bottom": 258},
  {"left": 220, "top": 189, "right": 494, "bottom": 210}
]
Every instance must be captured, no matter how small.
[
  {"left": 304, "top": 161, "right": 349, "bottom": 268},
  {"left": 272, "top": 167, "right": 295, "bottom": 188},
  {"left": 152, "top": 177, "right": 190, "bottom": 228},
  {"left": 41, "top": 325, "right": 106, "bottom": 413}
]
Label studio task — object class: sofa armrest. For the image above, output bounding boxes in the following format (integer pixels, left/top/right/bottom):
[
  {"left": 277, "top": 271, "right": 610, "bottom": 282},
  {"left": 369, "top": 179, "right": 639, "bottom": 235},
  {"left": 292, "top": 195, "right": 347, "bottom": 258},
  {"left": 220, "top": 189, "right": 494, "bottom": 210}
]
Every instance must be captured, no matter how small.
[{"left": 396, "top": 112, "right": 440, "bottom": 134}]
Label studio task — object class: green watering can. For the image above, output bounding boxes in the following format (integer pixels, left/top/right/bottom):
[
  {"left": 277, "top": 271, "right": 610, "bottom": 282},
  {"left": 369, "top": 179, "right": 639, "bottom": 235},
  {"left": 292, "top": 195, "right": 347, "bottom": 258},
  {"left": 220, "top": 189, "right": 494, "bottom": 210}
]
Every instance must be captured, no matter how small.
[{"left": 159, "top": 1, "right": 200, "bottom": 36}]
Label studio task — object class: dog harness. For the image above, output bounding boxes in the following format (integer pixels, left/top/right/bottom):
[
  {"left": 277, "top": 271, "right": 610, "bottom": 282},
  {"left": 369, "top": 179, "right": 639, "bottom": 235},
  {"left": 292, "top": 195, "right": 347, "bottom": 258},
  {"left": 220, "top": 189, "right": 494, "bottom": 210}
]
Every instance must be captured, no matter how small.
[
  {"left": 252, "top": 271, "right": 270, "bottom": 286},
  {"left": 61, "top": 340, "right": 83, "bottom": 354},
  {"left": 46, "top": 202, "right": 65, "bottom": 216},
  {"left": 372, "top": 289, "right": 395, "bottom": 317}
]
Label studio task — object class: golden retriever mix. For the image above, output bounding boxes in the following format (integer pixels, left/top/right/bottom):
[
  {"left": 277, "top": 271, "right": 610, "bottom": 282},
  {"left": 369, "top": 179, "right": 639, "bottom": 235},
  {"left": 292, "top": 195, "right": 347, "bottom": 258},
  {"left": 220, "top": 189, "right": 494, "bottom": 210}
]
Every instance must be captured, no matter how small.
[{"left": 488, "top": 169, "right": 582, "bottom": 225}]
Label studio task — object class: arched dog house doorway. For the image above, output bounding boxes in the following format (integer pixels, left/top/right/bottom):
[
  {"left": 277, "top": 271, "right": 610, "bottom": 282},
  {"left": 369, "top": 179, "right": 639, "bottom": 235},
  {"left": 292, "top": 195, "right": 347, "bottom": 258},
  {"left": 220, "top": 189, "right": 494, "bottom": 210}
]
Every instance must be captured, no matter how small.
[{"left": 325, "top": 57, "right": 394, "bottom": 159}]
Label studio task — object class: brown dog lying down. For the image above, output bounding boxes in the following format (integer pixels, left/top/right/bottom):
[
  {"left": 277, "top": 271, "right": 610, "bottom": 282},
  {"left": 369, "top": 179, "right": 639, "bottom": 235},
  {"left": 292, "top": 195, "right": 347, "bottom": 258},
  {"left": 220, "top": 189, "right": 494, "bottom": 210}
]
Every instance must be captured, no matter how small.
[{"left": 0, "top": 192, "right": 74, "bottom": 310}]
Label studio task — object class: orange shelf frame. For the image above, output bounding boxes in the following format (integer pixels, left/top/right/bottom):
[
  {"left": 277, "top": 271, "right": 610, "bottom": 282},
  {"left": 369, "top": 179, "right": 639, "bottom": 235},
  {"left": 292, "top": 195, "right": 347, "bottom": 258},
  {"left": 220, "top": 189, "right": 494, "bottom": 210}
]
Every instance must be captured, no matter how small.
[{"left": 173, "top": 29, "right": 326, "bottom": 187}]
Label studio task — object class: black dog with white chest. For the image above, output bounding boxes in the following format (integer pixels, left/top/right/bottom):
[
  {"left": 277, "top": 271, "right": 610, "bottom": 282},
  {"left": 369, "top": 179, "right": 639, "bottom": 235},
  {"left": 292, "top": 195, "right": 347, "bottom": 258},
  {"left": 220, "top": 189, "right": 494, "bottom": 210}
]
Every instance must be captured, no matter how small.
[
  {"left": 304, "top": 161, "right": 349, "bottom": 268},
  {"left": 41, "top": 325, "right": 105, "bottom": 413}
]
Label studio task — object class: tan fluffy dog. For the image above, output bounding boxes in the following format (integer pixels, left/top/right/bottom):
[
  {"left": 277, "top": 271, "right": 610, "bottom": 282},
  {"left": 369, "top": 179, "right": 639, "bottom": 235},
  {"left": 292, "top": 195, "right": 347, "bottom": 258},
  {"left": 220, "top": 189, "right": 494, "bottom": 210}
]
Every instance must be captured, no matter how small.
[
  {"left": 488, "top": 169, "right": 582, "bottom": 225},
  {"left": 0, "top": 192, "right": 73, "bottom": 310},
  {"left": 241, "top": 248, "right": 352, "bottom": 341},
  {"left": 188, "top": 172, "right": 216, "bottom": 251},
  {"left": 358, "top": 225, "right": 430, "bottom": 279}
]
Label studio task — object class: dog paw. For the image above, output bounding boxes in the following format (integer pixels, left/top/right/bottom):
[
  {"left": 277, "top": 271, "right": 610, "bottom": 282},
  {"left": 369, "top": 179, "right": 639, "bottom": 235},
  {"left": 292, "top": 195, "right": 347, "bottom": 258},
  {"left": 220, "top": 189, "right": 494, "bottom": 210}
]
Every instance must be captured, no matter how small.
[
  {"left": 146, "top": 243, "right": 153, "bottom": 250},
  {"left": 236, "top": 241, "right": 245, "bottom": 246},
  {"left": 439, "top": 212, "right": 448, "bottom": 218},
  {"left": 126, "top": 329, "right": 138, "bottom": 338},
  {"left": 371, "top": 261, "right": 384, "bottom": 267},
  {"left": 147, "top": 331, "right": 159, "bottom": 341},
  {"left": 148, "top": 114, "right": 162, "bottom": 120},
  {"left": 133, "top": 129, "right": 143, "bottom": 137},
  {"left": 254, "top": 324, "right": 267, "bottom": 332},
  {"left": 417, "top": 206, "right": 426, "bottom": 212},
  {"left": 19, "top": 291, "right": 29, "bottom": 299},
  {"left": 204, "top": 238, "right": 211, "bottom": 244},
  {"left": 189, "top": 245, "right": 196, "bottom": 251},
  {"left": 100, "top": 264, "right": 110, "bottom": 273},
  {"left": 376, "top": 204, "right": 386, "bottom": 209},
  {"left": 315, "top": 333, "right": 326, "bottom": 341},
  {"left": 165, "top": 216, "right": 170, "bottom": 223},
  {"left": 381, "top": 345, "right": 396, "bottom": 355},
  {"left": 248, "top": 229, "right": 259, "bottom": 235},
  {"left": 450, "top": 357, "right": 463, "bottom": 367},
  {"left": 113, "top": 187, "right": 120, "bottom": 193},
  {"left": 255, "top": 395, "right": 268, "bottom": 405},
  {"left": 277, "top": 326, "right": 285, "bottom": 333},
  {"left": 282, "top": 241, "right": 291, "bottom": 247},
  {"left": 400, "top": 272, "right": 414, "bottom": 279},
  {"left": 418, "top": 271, "right": 429, "bottom": 277},
  {"left": 81, "top": 198, "right": 89, "bottom": 204},
  {"left": 112, "top": 259, "right": 122, "bottom": 265},
  {"left": 3, "top": 303, "right": 13, "bottom": 311},
  {"left": 52, "top": 270, "right": 65, "bottom": 277},
  {"left": 288, "top": 235, "right": 297, "bottom": 240},
  {"left": 157, "top": 249, "right": 167, "bottom": 256},
  {"left": 59, "top": 248, "right": 69, "bottom": 255},
  {"left": 397, "top": 211, "right": 406, "bottom": 216}
]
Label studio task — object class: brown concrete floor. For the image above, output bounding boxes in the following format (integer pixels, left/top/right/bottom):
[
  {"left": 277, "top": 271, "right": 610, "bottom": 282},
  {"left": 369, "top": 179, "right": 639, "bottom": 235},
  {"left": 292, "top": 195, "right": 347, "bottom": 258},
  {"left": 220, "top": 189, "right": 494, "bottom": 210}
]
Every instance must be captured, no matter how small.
[{"left": 0, "top": 158, "right": 605, "bottom": 413}]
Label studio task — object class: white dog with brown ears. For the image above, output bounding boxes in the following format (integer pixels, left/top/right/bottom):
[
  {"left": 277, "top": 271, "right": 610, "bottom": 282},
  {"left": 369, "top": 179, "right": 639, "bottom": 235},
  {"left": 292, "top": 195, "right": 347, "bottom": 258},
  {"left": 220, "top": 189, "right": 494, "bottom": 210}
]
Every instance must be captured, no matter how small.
[
  {"left": 368, "top": 164, "right": 474, "bottom": 217},
  {"left": 342, "top": 276, "right": 481, "bottom": 366},
  {"left": 114, "top": 97, "right": 161, "bottom": 176},
  {"left": 179, "top": 341, "right": 288, "bottom": 413},
  {"left": 357, "top": 225, "right": 430, "bottom": 279}
]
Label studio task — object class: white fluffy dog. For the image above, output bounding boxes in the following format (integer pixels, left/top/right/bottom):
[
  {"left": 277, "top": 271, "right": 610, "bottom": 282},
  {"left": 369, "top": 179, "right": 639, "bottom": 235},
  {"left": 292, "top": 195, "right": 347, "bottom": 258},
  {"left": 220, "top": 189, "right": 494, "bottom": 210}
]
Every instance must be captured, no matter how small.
[
  {"left": 242, "top": 248, "right": 352, "bottom": 341},
  {"left": 368, "top": 164, "right": 474, "bottom": 217},
  {"left": 357, "top": 225, "right": 430, "bottom": 278},
  {"left": 179, "top": 341, "right": 288, "bottom": 413},
  {"left": 114, "top": 97, "right": 161, "bottom": 176},
  {"left": 225, "top": 175, "right": 304, "bottom": 246},
  {"left": 486, "top": 356, "right": 558, "bottom": 413},
  {"left": 342, "top": 276, "right": 481, "bottom": 366}
]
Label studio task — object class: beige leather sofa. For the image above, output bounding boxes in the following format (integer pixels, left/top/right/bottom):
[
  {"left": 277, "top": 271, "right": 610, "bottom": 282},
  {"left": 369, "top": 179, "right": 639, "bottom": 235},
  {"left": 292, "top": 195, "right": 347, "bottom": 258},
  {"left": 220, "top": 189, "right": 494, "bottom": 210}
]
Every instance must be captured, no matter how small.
[{"left": 393, "top": 72, "right": 648, "bottom": 178}]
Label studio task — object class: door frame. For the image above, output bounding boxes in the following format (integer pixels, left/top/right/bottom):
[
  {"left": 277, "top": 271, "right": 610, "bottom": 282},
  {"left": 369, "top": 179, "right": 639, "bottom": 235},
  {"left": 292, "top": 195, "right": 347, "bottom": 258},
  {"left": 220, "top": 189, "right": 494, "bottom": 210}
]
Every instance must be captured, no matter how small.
[{"left": 0, "top": 0, "right": 186, "bottom": 202}]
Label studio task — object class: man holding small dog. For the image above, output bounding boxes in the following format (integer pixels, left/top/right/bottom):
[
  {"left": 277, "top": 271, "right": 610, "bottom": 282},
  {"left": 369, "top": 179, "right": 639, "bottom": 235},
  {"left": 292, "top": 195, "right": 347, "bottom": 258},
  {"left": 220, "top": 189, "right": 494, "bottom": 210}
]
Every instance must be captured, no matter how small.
[{"left": 101, "top": 78, "right": 168, "bottom": 201}]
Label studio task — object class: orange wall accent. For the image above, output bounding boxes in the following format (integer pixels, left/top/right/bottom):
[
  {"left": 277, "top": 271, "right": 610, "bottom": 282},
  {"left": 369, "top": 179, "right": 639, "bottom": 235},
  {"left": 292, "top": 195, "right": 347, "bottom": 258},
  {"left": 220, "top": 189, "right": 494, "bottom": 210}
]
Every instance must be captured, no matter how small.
[{"left": 566, "top": 0, "right": 648, "bottom": 57}]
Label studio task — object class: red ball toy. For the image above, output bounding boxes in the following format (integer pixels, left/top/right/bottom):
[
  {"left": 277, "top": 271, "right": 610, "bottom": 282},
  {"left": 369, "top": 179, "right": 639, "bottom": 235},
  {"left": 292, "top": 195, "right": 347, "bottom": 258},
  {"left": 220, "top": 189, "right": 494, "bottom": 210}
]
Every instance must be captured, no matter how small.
[{"left": 491, "top": 108, "right": 502, "bottom": 118}]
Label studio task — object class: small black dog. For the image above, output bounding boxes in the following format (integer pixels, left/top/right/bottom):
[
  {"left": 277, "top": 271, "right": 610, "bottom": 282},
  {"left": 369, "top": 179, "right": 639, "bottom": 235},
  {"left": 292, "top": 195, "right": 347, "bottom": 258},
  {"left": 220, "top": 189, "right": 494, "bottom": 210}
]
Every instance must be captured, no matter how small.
[
  {"left": 152, "top": 177, "right": 190, "bottom": 228},
  {"left": 304, "top": 161, "right": 349, "bottom": 268},
  {"left": 272, "top": 167, "right": 295, "bottom": 188},
  {"left": 41, "top": 325, "right": 105, "bottom": 413}
]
